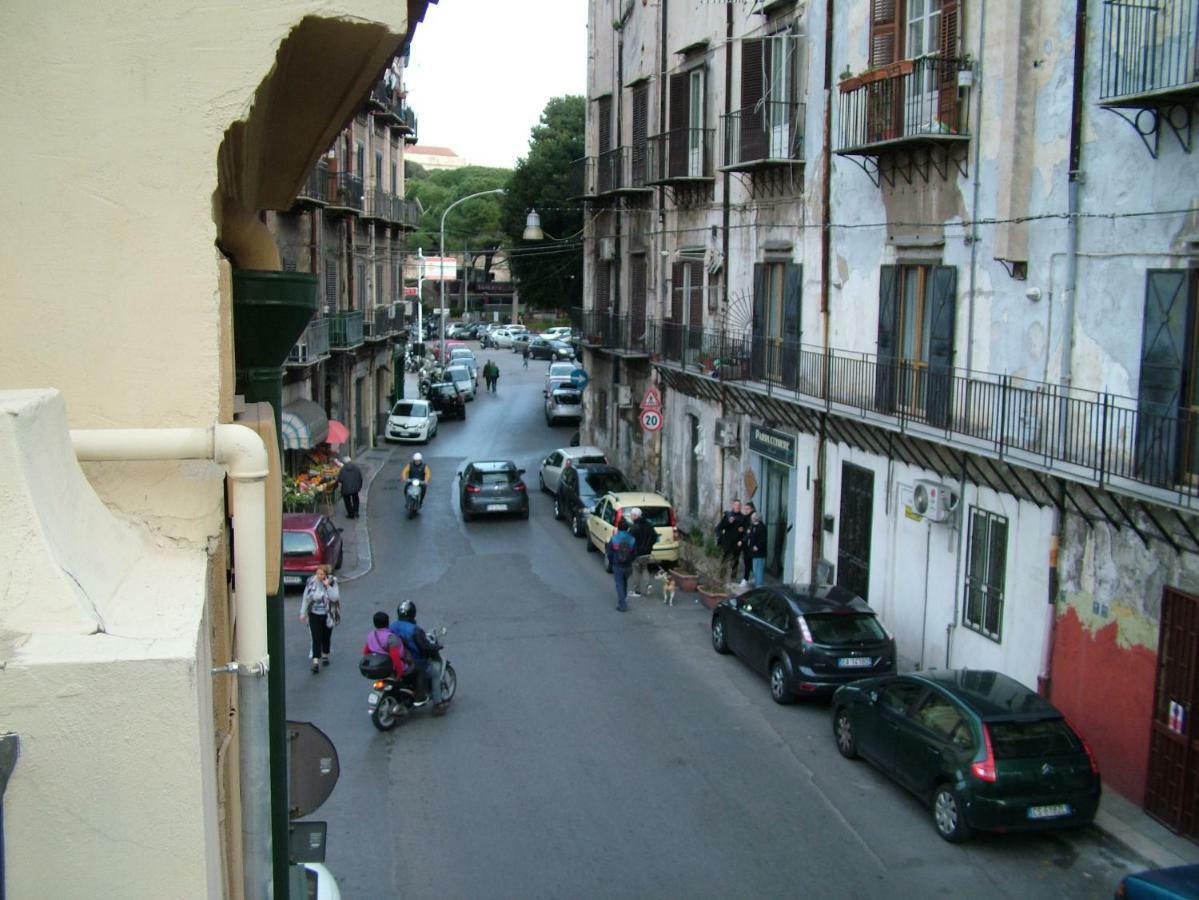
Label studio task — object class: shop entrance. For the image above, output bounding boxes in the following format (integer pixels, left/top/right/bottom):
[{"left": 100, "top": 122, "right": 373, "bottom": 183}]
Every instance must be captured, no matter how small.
[
  {"left": 762, "top": 459, "right": 789, "bottom": 578},
  {"left": 836, "top": 463, "right": 875, "bottom": 600}
]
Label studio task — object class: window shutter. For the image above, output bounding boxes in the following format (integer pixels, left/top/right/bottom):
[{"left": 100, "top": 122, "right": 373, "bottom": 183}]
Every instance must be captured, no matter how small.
[
  {"left": 938, "top": 0, "right": 961, "bottom": 129},
  {"left": 751, "top": 263, "right": 767, "bottom": 381},
  {"left": 740, "top": 39, "right": 767, "bottom": 162},
  {"left": 781, "top": 264, "right": 803, "bottom": 390},
  {"left": 925, "top": 266, "right": 957, "bottom": 427},
  {"left": 596, "top": 260, "right": 612, "bottom": 315},
  {"left": 870, "top": 0, "right": 902, "bottom": 68},
  {"left": 325, "top": 260, "right": 338, "bottom": 308},
  {"left": 1136, "top": 270, "right": 1191, "bottom": 484},
  {"left": 669, "top": 261, "right": 684, "bottom": 323},
  {"left": 875, "top": 265, "right": 899, "bottom": 412},
  {"left": 632, "top": 83, "right": 649, "bottom": 185},
  {"left": 669, "top": 72, "right": 690, "bottom": 178},
  {"left": 597, "top": 95, "right": 613, "bottom": 154},
  {"left": 687, "top": 261, "right": 704, "bottom": 327}
]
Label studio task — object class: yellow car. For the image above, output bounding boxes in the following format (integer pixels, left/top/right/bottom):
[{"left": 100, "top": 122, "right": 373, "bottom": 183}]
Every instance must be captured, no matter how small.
[{"left": 585, "top": 491, "right": 680, "bottom": 569}]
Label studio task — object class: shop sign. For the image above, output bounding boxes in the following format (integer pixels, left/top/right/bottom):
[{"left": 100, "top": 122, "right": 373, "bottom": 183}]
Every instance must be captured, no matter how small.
[{"left": 749, "top": 424, "right": 797, "bottom": 468}]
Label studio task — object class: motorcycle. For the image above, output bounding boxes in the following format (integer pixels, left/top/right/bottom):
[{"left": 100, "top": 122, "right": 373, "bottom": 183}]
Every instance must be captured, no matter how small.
[
  {"left": 365, "top": 627, "right": 456, "bottom": 731},
  {"left": 404, "top": 477, "right": 424, "bottom": 518}
]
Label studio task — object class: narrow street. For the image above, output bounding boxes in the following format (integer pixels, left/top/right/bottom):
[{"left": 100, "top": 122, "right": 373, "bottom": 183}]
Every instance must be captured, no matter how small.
[{"left": 287, "top": 348, "right": 1148, "bottom": 899}]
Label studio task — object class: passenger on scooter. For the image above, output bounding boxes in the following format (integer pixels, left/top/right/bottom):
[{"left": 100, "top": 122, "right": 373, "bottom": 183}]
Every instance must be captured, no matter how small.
[
  {"left": 401, "top": 452, "right": 431, "bottom": 506},
  {"left": 363, "top": 611, "right": 410, "bottom": 678},
  {"left": 391, "top": 600, "right": 447, "bottom": 715}
]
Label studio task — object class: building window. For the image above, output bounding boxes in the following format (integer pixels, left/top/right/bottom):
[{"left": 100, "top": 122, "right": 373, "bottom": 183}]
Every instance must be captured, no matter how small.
[
  {"left": 963, "top": 507, "right": 1007, "bottom": 641},
  {"left": 876, "top": 264, "right": 956, "bottom": 424},
  {"left": 375, "top": 263, "right": 384, "bottom": 304},
  {"left": 751, "top": 261, "right": 801, "bottom": 387}
]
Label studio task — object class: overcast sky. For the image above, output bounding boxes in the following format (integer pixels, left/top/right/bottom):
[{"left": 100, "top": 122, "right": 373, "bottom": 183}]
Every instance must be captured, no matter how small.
[{"left": 405, "top": 0, "right": 589, "bottom": 169}]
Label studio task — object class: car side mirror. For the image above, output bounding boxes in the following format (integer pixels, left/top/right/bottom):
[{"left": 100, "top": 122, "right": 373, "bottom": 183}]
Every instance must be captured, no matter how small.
[{"left": 868, "top": 690, "right": 879, "bottom": 705}]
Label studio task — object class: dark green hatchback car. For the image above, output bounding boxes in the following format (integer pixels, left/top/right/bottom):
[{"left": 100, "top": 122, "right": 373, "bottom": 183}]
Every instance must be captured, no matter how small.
[{"left": 831, "top": 669, "right": 1101, "bottom": 842}]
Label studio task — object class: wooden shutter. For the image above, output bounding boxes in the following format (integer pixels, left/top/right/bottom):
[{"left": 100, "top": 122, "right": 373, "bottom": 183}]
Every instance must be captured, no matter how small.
[
  {"left": 1136, "top": 270, "right": 1192, "bottom": 484},
  {"left": 740, "top": 39, "right": 766, "bottom": 162},
  {"left": 664, "top": 261, "right": 684, "bottom": 360},
  {"left": 629, "top": 254, "right": 647, "bottom": 350},
  {"left": 687, "top": 261, "right": 704, "bottom": 326},
  {"left": 596, "top": 260, "right": 612, "bottom": 315},
  {"left": 938, "top": 0, "right": 961, "bottom": 129},
  {"left": 631, "top": 83, "right": 649, "bottom": 186},
  {"left": 751, "top": 263, "right": 767, "bottom": 381},
  {"left": 669, "top": 72, "right": 690, "bottom": 178},
  {"left": 597, "top": 95, "right": 613, "bottom": 154},
  {"left": 325, "top": 259, "right": 338, "bottom": 308},
  {"left": 869, "top": 0, "right": 902, "bottom": 69},
  {"left": 781, "top": 264, "right": 803, "bottom": 390},
  {"left": 875, "top": 266, "right": 899, "bottom": 413},
  {"left": 925, "top": 266, "right": 957, "bottom": 427}
]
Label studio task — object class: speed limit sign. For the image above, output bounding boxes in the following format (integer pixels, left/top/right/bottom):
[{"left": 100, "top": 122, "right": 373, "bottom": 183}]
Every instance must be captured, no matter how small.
[{"left": 639, "top": 408, "right": 664, "bottom": 432}]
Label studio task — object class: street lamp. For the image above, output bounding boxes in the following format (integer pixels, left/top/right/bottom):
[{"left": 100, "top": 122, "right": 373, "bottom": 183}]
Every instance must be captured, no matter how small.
[{"left": 439, "top": 187, "right": 504, "bottom": 355}]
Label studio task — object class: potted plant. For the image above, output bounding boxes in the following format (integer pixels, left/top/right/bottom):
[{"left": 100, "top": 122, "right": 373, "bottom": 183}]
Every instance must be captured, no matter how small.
[{"left": 696, "top": 582, "right": 729, "bottom": 610}]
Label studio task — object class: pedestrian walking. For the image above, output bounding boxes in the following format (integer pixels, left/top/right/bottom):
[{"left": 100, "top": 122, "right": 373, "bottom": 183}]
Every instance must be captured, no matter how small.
[
  {"left": 606, "top": 520, "right": 638, "bottom": 612},
  {"left": 336, "top": 456, "right": 363, "bottom": 519},
  {"left": 740, "top": 501, "right": 757, "bottom": 585},
  {"left": 299, "top": 564, "right": 341, "bottom": 673},
  {"left": 746, "top": 510, "right": 768, "bottom": 587},
  {"left": 715, "top": 499, "right": 746, "bottom": 585},
  {"left": 627, "top": 507, "right": 659, "bottom": 598},
  {"left": 522, "top": 344, "right": 530, "bottom": 368}
]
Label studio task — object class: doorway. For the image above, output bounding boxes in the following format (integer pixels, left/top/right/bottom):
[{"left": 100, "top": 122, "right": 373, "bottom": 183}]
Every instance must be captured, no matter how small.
[
  {"left": 687, "top": 414, "right": 700, "bottom": 519},
  {"left": 354, "top": 375, "right": 368, "bottom": 453},
  {"left": 836, "top": 463, "right": 875, "bottom": 600},
  {"left": 762, "top": 459, "right": 790, "bottom": 578}
]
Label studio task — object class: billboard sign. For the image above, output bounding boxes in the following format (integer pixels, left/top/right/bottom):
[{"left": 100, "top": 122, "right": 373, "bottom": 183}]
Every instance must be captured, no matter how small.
[{"left": 422, "top": 256, "right": 456, "bottom": 281}]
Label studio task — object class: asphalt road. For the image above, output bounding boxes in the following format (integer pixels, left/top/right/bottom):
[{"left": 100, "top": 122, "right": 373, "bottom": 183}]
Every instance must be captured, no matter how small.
[{"left": 286, "top": 346, "right": 1148, "bottom": 899}]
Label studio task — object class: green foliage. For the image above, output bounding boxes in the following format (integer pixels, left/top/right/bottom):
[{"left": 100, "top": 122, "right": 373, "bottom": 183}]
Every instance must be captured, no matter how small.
[
  {"left": 406, "top": 165, "right": 512, "bottom": 255},
  {"left": 405, "top": 159, "right": 429, "bottom": 182},
  {"left": 499, "top": 95, "right": 585, "bottom": 311}
]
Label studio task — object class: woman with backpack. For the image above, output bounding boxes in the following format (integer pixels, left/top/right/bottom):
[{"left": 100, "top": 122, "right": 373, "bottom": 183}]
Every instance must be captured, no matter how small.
[{"left": 606, "top": 520, "right": 638, "bottom": 613}]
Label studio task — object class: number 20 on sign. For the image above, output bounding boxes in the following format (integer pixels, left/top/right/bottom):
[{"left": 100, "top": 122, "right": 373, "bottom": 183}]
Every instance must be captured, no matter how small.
[{"left": 640, "top": 409, "right": 663, "bottom": 432}]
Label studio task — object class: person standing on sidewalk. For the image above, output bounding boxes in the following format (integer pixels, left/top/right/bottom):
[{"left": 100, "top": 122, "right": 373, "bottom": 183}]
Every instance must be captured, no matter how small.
[
  {"left": 739, "top": 501, "right": 757, "bottom": 585},
  {"left": 606, "top": 520, "right": 638, "bottom": 612},
  {"left": 627, "top": 507, "right": 659, "bottom": 598},
  {"left": 299, "top": 564, "right": 341, "bottom": 673},
  {"left": 715, "top": 499, "right": 745, "bottom": 585},
  {"left": 746, "top": 510, "right": 768, "bottom": 587},
  {"left": 522, "top": 344, "right": 530, "bottom": 368},
  {"left": 336, "top": 456, "right": 364, "bottom": 519}
]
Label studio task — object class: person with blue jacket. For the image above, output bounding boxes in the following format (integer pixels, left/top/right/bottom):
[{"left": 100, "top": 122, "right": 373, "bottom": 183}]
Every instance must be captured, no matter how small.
[
  {"left": 391, "top": 600, "right": 446, "bottom": 714},
  {"left": 606, "top": 520, "right": 638, "bottom": 613}
]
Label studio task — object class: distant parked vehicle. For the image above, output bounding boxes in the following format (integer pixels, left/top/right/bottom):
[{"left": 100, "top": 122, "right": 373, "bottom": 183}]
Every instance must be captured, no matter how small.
[
  {"left": 445, "top": 364, "right": 476, "bottom": 401},
  {"left": 554, "top": 463, "right": 633, "bottom": 537},
  {"left": 427, "top": 381, "right": 466, "bottom": 420},
  {"left": 282, "top": 513, "right": 343, "bottom": 588},
  {"left": 545, "top": 387, "right": 583, "bottom": 425},
  {"left": 385, "top": 399, "right": 438, "bottom": 444},
  {"left": 538, "top": 445, "right": 608, "bottom": 494},
  {"left": 512, "top": 333, "right": 533, "bottom": 354}
]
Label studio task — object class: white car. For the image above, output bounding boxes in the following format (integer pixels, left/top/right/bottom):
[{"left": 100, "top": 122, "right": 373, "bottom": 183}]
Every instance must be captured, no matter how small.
[
  {"left": 445, "top": 364, "right": 476, "bottom": 400},
  {"left": 541, "top": 326, "right": 572, "bottom": 341},
  {"left": 491, "top": 328, "right": 519, "bottom": 348},
  {"left": 538, "top": 445, "right": 608, "bottom": 494},
  {"left": 386, "top": 399, "right": 438, "bottom": 443}
]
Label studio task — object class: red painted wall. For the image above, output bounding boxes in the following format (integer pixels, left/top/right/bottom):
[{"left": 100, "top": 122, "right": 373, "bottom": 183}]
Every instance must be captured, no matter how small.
[{"left": 1049, "top": 605, "right": 1158, "bottom": 802}]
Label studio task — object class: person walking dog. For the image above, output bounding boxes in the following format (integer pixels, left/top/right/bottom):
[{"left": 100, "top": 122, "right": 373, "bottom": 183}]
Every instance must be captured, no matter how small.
[
  {"left": 627, "top": 507, "right": 659, "bottom": 598},
  {"left": 607, "top": 520, "right": 638, "bottom": 612},
  {"left": 299, "top": 564, "right": 341, "bottom": 673}
]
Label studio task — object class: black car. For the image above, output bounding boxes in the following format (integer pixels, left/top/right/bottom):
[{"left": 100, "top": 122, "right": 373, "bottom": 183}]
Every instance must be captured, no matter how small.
[
  {"left": 528, "top": 338, "right": 575, "bottom": 361},
  {"left": 554, "top": 464, "right": 633, "bottom": 537},
  {"left": 458, "top": 460, "right": 530, "bottom": 521},
  {"left": 711, "top": 584, "right": 896, "bottom": 703},
  {"left": 427, "top": 381, "right": 466, "bottom": 421}
]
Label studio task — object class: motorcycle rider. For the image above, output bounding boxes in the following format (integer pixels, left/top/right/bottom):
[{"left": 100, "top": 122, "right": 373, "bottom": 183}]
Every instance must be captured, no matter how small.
[
  {"left": 390, "top": 600, "right": 447, "bottom": 715},
  {"left": 401, "top": 452, "right": 431, "bottom": 507}
]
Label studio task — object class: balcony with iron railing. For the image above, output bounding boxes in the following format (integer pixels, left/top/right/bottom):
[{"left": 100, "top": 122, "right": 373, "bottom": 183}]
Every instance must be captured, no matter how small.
[
  {"left": 328, "top": 310, "right": 364, "bottom": 349},
  {"left": 287, "top": 317, "right": 331, "bottom": 366},
  {"left": 596, "top": 145, "right": 654, "bottom": 196},
  {"left": 571, "top": 308, "right": 652, "bottom": 355},
  {"left": 362, "top": 187, "right": 396, "bottom": 222},
  {"left": 567, "top": 157, "right": 598, "bottom": 200},
  {"left": 364, "top": 304, "right": 394, "bottom": 340},
  {"left": 370, "top": 79, "right": 403, "bottom": 125},
  {"left": 1099, "top": 0, "right": 1199, "bottom": 107},
  {"left": 720, "top": 102, "right": 805, "bottom": 171},
  {"left": 646, "top": 128, "right": 716, "bottom": 184},
  {"left": 396, "top": 106, "right": 418, "bottom": 143},
  {"left": 325, "top": 173, "right": 364, "bottom": 216},
  {"left": 837, "top": 56, "right": 972, "bottom": 155},
  {"left": 395, "top": 197, "right": 421, "bottom": 229},
  {"left": 295, "top": 160, "right": 329, "bottom": 206}
]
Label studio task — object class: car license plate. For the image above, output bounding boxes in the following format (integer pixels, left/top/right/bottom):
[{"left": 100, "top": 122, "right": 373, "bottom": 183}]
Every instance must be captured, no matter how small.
[
  {"left": 837, "top": 657, "right": 873, "bottom": 668},
  {"left": 368, "top": 691, "right": 380, "bottom": 708},
  {"left": 1027, "top": 804, "right": 1071, "bottom": 820},
  {"left": 486, "top": 503, "right": 506, "bottom": 511},
  {"left": 284, "top": 575, "right": 304, "bottom": 586}
]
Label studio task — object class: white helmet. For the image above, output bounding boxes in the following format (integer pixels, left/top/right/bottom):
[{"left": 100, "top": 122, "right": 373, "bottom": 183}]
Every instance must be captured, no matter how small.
[{"left": 413, "top": 453, "right": 423, "bottom": 463}]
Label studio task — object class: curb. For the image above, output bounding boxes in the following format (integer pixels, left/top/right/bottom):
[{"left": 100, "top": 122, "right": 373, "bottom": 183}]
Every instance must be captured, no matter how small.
[{"left": 336, "top": 445, "right": 394, "bottom": 583}]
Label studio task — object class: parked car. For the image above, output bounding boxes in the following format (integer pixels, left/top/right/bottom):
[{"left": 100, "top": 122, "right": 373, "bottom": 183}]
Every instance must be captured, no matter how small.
[
  {"left": 385, "top": 399, "right": 438, "bottom": 443},
  {"left": 458, "top": 460, "right": 530, "bottom": 520},
  {"left": 528, "top": 337, "right": 575, "bottom": 361},
  {"left": 541, "top": 326, "right": 572, "bottom": 341},
  {"left": 538, "top": 445, "right": 608, "bottom": 493},
  {"left": 830, "top": 669, "right": 1102, "bottom": 842},
  {"left": 427, "top": 381, "right": 466, "bottom": 420},
  {"left": 444, "top": 364, "right": 476, "bottom": 401},
  {"left": 1117, "top": 864, "right": 1199, "bottom": 899},
  {"left": 446, "top": 322, "right": 471, "bottom": 338},
  {"left": 448, "top": 348, "right": 479, "bottom": 383},
  {"left": 554, "top": 464, "right": 633, "bottom": 537},
  {"left": 546, "top": 361, "right": 577, "bottom": 380},
  {"left": 543, "top": 375, "right": 575, "bottom": 398},
  {"left": 490, "top": 327, "right": 520, "bottom": 349},
  {"left": 711, "top": 583, "right": 895, "bottom": 704},
  {"left": 585, "top": 491, "right": 680, "bottom": 567},
  {"left": 545, "top": 387, "right": 583, "bottom": 425},
  {"left": 282, "top": 513, "right": 343, "bottom": 588},
  {"left": 432, "top": 339, "right": 469, "bottom": 362},
  {"left": 512, "top": 332, "right": 534, "bottom": 354}
]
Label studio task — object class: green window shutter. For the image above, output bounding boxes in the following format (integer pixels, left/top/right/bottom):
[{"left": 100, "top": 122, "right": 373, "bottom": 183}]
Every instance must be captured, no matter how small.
[
  {"left": 740, "top": 39, "right": 766, "bottom": 162},
  {"left": 781, "top": 264, "right": 803, "bottom": 389},
  {"left": 875, "top": 265, "right": 899, "bottom": 413},
  {"left": 751, "top": 263, "right": 767, "bottom": 381},
  {"left": 1136, "top": 269, "right": 1191, "bottom": 484},
  {"left": 925, "top": 266, "right": 957, "bottom": 427}
]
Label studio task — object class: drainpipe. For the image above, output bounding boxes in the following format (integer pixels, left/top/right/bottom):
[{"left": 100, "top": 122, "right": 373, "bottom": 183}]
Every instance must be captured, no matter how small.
[
  {"left": 1062, "top": 0, "right": 1087, "bottom": 390},
  {"left": 70, "top": 425, "right": 272, "bottom": 900},
  {"left": 964, "top": 0, "right": 988, "bottom": 376},
  {"left": 722, "top": 0, "right": 732, "bottom": 313}
]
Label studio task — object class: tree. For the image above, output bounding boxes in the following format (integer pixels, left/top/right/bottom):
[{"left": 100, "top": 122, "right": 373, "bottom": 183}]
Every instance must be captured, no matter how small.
[
  {"left": 500, "top": 95, "right": 584, "bottom": 312},
  {"left": 406, "top": 166, "right": 511, "bottom": 255}
]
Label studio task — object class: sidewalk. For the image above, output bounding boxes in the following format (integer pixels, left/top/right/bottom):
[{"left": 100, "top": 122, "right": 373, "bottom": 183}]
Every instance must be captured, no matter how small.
[
  {"left": 328, "top": 444, "right": 394, "bottom": 582},
  {"left": 1096, "top": 789, "right": 1199, "bottom": 869}
]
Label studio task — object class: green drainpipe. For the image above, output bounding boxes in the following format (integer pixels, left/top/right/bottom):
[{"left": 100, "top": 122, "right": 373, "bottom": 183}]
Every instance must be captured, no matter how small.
[{"left": 232, "top": 269, "right": 319, "bottom": 900}]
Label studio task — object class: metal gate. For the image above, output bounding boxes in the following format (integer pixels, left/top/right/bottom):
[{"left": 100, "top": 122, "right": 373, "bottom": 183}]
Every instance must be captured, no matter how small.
[
  {"left": 836, "top": 463, "right": 874, "bottom": 601},
  {"left": 1146, "top": 586, "right": 1199, "bottom": 837}
]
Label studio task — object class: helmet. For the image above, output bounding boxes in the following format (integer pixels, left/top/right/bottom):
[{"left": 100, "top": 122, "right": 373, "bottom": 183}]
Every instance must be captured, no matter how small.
[
  {"left": 397, "top": 599, "right": 417, "bottom": 622},
  {"left": 413, "top": 453, "right": 423, "bottom": 463}
]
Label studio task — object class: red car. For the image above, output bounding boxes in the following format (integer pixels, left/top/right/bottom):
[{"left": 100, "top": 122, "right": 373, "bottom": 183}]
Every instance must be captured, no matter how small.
[{"left": 282, "top": 513, "right": 343, "bottom": 589}]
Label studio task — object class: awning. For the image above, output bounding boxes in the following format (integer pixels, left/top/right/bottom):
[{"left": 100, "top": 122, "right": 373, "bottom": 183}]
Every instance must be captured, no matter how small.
[{"left": 281, "top": 399, "right": 329, "bottom": 450}]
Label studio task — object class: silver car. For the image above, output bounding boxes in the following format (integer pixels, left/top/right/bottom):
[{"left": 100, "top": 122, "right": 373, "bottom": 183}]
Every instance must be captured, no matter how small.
[
  {"left": 545, "top": 388, "right": 583, "bottom": 425},
  {"left": 445, "top": 364, "right": 476, "bottom": 400},
  {"left": 538, "top": 445, "right": 609, "bottom": 493}
]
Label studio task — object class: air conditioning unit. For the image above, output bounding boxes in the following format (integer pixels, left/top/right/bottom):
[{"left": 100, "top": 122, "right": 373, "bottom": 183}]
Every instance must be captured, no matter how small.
[
  {"left": 911, "top": 479, "right": 960, "bottom": 523},
  {"left": 598, "top": 237, "right": 616, "bottom": 260},
  {"left": 715, "top": 419, "right": 740, "bottom": 448},
  {"left": 616, "top": 384, "right": 632, "bottom": 407}
]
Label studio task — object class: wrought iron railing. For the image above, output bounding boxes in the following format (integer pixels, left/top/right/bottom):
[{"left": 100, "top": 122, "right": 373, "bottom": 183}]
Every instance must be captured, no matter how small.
[
  {"left": 387, "top": 301, "right": 405, "bottom": 333},
  {"left": 396, "top": 197, "right": 421, "bottom": 229},
  {"left": 370, "top": 80, "right": 403, "bottom": 123},
  {"left": 568, "top": 157, "right": 597, "bottom": 198},
  {"left": 288, "top": 317, "right": 331, "bottom": 366},
  {"left": 1099, "top": 0, "right": 1199, "bottom": 100},
  {"left": 636, "top": 320, "right": 1199, "bottom": 502},
  {"left": 364, "top": 304, "right": 394, "bottom": 340},
  {"left": 328, "top": 310, "right": 364, "bottom": 349},
  {"left": 596, "top": 145, "right": 653, "bottom": 194},
  {"left": 364, "top": 187, "right": 394, "bottom": 220},
  {"left": 297, "top": 160, "right": 329, "bottom": 204},
  {"left": 837, "top": 56, "right": 972, "bottom": 151},
  {"left": 398, "top": 106, "right": 418, "bottom": 142},
  {"left": 646, "top": 128, "right": 716, "bottom": 181},
  {"left": 721, "top": 102, "right": 805, "bottom": 167},
  {"left": 326, "top": 173, "right": 364, "bottom": 211},
  {"left": 572, "top": 308, "right": 651, "bottom": 353}
]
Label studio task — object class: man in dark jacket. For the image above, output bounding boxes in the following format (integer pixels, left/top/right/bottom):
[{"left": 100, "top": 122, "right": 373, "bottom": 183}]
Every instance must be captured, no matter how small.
[
  {"left": 746, "top": 510, "right": 768, "bottom": 587},
  {"left": 715, "top": 499, "right": 745, "bottom": 584},
  {"left": 627, "top": 507, "right": 659, "bottom": 598},
  {"left": 336, "top": 456, "right": 364, "bottom": 519},
  {"left": 740, "top": 502, "right": 757, "bottom": 585}
]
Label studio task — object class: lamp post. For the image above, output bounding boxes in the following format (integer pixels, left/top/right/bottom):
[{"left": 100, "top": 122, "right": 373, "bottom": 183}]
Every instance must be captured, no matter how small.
[{"left": 439, "top": 188, "right": 504, "bottom": 356}]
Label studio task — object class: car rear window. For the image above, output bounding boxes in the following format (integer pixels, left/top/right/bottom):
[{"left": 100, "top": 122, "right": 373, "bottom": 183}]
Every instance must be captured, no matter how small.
[
  {"left": 634, "top": 506, "right": 672, "bottom": 527},
  {"left": 988, "top": 719, "right": 1081, "bottom": 759},
  {"left": 583, "top": 472, "right": 630, "bottom": 495},
  {"left": 804, "top": 613, "right": 887, "bottom": 644},
  {"left": 447, "top": 367, "right": 469, "bottom": 379},
  {"left": 574, "top": 453, "right": 606, "bottom": 466},
  {"left": 283, "top": 532, "right": 317, "bottom": 556},
  {"left": 553, "top": 390, "right": 581, "bottom": 403},
  {"left": 475, "top": 471, "right": 515, "bottom": 485}
]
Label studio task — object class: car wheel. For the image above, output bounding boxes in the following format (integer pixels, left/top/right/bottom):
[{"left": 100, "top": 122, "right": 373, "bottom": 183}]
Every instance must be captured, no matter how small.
[
  {"left": 834, "top": 708, "right": 859, "bottom": 759},
  {"left": 711, "top": 616, "right": 731, "bottom": 655},
  {"left": 572, "top": 516, "right": 585, "bottom": 538},
  {"left": 769, "top": 660, "right": 793, "bottom": 705},
  {"left": 932, "top": 784, "right": 972, "bottom": 843},
  {"left": 520, "top": 506, "right": 529, "bottom": 520},
  {"left": 553, "top": 497, "right": 563, "bottom": 521}
]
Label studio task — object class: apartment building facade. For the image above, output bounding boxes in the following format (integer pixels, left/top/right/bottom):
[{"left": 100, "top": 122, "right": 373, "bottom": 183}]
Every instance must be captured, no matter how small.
[{"left": 577, "top": 0, "right": 1199, "bottom": 825}]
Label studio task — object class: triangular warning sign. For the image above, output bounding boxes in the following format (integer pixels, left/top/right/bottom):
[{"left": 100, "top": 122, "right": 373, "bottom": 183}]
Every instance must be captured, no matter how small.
[{"left": 641, "top": 387, "right": 662, "bottom": 410}]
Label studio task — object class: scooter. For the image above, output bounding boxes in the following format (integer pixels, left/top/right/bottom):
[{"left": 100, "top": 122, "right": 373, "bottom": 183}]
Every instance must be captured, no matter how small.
[
  {"left": 404, "top": 478, "right": 424, "bottom": 518},
  {"left": 365, "top": 627, "right": 456, "bottom": 731}
]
